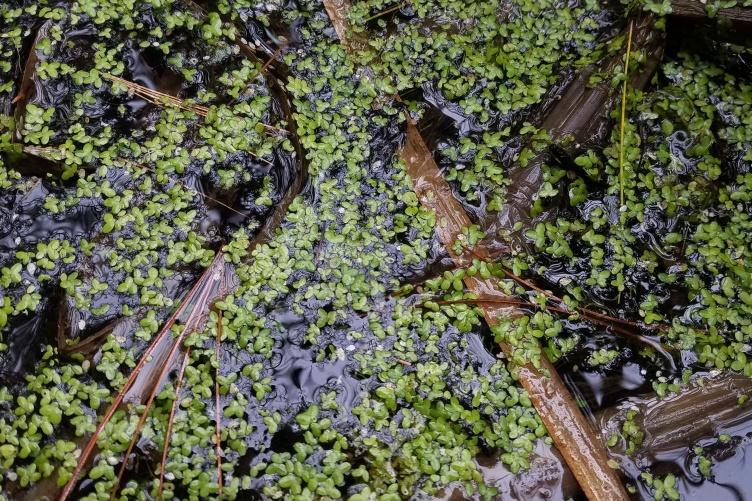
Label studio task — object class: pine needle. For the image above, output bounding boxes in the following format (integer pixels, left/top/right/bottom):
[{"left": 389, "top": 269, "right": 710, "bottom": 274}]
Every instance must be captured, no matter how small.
[
  {"left": 105, "top": 74, "right": 209, "bottom": 116},
  {"left": 109, "top": 340, "right": 187, "bottom": 501},
  {"left": 430, "top": 297, "right": 667, "bottom": 352},
  {"left": 259, "top": 43, "right": 287, "bottom": 75},
  {"left": 157, "top": 348, "right": 191, "bottom": 501},
  {"left": 59, "top": 254, "right": 227, "bottom": 501},
  {"left": 214, "top": 310, "right": 224, "bottom": 496},
  {"left": 364, "top": 1, "right": 408, "bottom": 22},
  {"left": 118, "top": 158, "right": 263, "bottom": 216},
  {"left": 105, "top": 74, "right": 286, "bottom": 139},
  {"left": 619, "top": 21, "right": 634, "bottom": 208}
]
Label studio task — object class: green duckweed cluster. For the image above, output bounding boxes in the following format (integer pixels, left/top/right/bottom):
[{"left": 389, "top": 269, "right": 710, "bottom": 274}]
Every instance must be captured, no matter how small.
[
  {"left": 511, "top": 9, "right": 752, "bottom": 496},
  {"left": 0, "top": 0, "right": 290, "bottom": 348},
  {"left": 0, "top": 0, "right": 567, "bottom": 499},
  {"left": 520, "top": 48, "right": 752, "bottom": 374},
  {"left": 347, "top": 0, "right": 608, "bottom": 211},
  {"left": 1, "top": 0, "right": 752, "bottom": 500}
]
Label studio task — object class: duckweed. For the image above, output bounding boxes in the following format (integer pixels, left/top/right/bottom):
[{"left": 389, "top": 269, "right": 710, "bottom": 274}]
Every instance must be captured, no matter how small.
[{"left": 1, "top": 0, "right": 752, "bottom": 500}]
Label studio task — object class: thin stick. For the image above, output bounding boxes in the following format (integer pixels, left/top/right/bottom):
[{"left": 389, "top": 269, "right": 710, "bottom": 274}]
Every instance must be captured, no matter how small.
[
  {"left": 619, "top": 21, "right": 634, "bottom": 208},
  {"left": 109, "top": 335, "right": 192, "bottom": 501},
  {"left": 257, "top": 122, "right": 290, "bottom": 136},
  {"left": 433, "top": 297, "right": 667, "bottom": 352},
  {"left": 364, "top": 1, "right": 408, "bottom": 22},
  {"left": 106, "top": 74, "right": 209, "bottom": 116},
  {"left": 59, "top": 254, "right": 225, "bottom": 501},
  {"left": 109, "top": 265, "right": 227, "bottom": 499},
  {"left": 203, "top": 194, "right": 249, "bottom": 218},
  {"left": 259, "top": 43, "right": 287, "bottom": 75},
  {"left": 116, "top": 158, "right": 260, "bottom": 217},
  {"left": 156, "top": 348, "right": 191, "bottom": 501},
  {"left": 464, "top": 247, "right": 653, "bottom": 332},
  {"left": 104, "top": 74, "right": 284, "bottom": 139},
  {"left": 214, "top": 311, "right": 224, "bottom": 496},
  {"left": 434, "top": 298, "right": 652, "bottom": 332}
]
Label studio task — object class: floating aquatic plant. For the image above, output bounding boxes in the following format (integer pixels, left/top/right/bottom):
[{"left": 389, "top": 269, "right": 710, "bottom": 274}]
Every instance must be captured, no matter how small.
[{"left": 2, "top": 1, "right": 752, "bottom": 500}]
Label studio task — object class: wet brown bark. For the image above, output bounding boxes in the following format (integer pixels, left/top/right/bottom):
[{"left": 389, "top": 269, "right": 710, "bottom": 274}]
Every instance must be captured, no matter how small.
[
  {"left": 321, "top": 0, "right": 631, "bottom": 497},
  {"left": 322, "top": 0, "right": 370, "bottom": 53},
  {"left": 492, "top": 16, "right": 664, "bottom": 239},
  {"left": 599, "top": 372, "right": 752, "bottom": 464},
  {"left": 323, "top": 0, "right": 354, "bottom": 46},
  {"left": 400, "top": 118, "right": 629, "bottom": 501},
  {"left": 671, "top": 0, "right": 752, "bottom": 22}
]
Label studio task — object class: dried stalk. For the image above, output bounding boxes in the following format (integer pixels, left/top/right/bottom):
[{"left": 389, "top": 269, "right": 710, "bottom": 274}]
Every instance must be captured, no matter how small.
[
  {"left": 59, "top": 253, "right": 230, "bottom": 501},
  {"left": 259, "top": 43, "right": 288, "bottom": 76},
  {"left": 44, "top": 12, "right": 303, "bottom": 493},
  {"left": 116, "top": 157, "right": 270, "bottom": 213},
  {"left": 23, "top": 147, "right": 266, "bottom": 221},
  {"left": 670, "top": 0, "right": 752, "bottom": 22},
  {"left": 364, "top": 1, "right": 408, "bottom": 22},
  {"left": 599, "top": 372, "right": 752, "bottom": 463},
  {"left": 462, "top": 246, "right": 677, "bottom": 352},
  {"left": 400, "top": 117, "right": 629, "bottom": 500},
  {"left": 214, "top": 310, "right": 224, "bottom": 496},
  {"left": 468, "top": 248, "right": 667, "bottom": 334},
  {"left": 57, "top": 313, "right": 131, "bottom": 358},
  {"left": 105, "top": 74, "right": 209, "bottom": 116},
  {"left": 323, "top": 0, "right": 355, "bottom": 47},
  {"left": 157, "top": 348, "right": 191, "bottom": 500}
]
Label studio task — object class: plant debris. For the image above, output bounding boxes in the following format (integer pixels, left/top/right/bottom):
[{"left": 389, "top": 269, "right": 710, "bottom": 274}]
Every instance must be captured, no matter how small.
[{"left": 1, "top": 1, "right": 752, "bottom": 500}]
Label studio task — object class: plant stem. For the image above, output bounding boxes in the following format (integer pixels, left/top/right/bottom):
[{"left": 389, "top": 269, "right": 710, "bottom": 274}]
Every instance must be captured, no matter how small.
[
  {"left": 214, "top": 310, "right": 224, "bottom": 496},
  {"left": 157, "top": 348, "right": 191, "bottom": 501},
  {"left": 619, "top": 21, "right": 634, "bottom": 208}
]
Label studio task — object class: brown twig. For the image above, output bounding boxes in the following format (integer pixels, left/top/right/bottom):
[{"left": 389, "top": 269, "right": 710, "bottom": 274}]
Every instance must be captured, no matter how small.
[
  {"left": 156, "top": 348, "right": 191, "bottom": 500},
  {"left": 364, "top": 1, "right": 408, "bottom": 22},
  {"left": 214, "top": 310, "right": 224, "bottom": 496},
  {"left": 259, "top": 43, "right": 287, "bottom": 75},
  {"left": 431, "top": 297, "right": 667, "bottom": 353},
  {"left": 105, "top": 74, "right": 209, "bottom": 116},
  {"left": 11, "top": 20, "right": 53, "bottom": 141},
  {"left": 322, "top": 0, "right": 369, "bottom": 52},
  {"left": 463, "top": 245, "right": 659, "bottom": 334},
  {"left": 109, "top": 339, "right": 191, "bottom": 501},
  {"left": 116, "top": 157, "right": 267, "bottom": 215},
  {"left": 59, "top": 253, "right": 227, "bottom": 501}
]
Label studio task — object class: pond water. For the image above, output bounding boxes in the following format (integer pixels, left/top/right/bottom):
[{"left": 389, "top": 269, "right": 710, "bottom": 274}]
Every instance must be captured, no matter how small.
[{"left": 1, "top": 1, "right": 752, "bottom": 500}]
